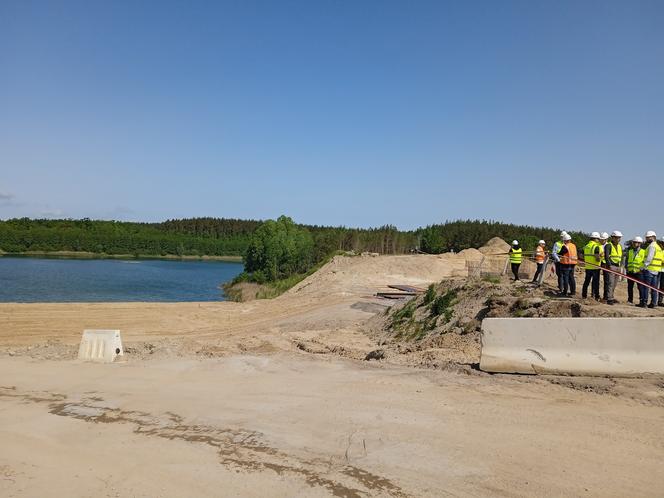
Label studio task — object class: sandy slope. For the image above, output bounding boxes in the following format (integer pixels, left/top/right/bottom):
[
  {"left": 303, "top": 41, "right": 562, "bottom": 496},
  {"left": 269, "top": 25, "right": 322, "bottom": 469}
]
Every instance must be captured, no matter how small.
[{"left": 2, "top": 249, "right": 664, "bottom": 497}]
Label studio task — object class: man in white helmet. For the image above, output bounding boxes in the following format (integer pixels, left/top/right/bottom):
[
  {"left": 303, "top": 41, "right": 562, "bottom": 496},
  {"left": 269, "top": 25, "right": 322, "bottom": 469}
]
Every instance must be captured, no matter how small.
[
  {"left": 508, "top": 240, "right": 522, "bottom": 281},
  {"left": 638, "top": 231, "right": 662, "bottom": 308},
  {"left": 532, "top": 239, "right": 547, "bottom": 283},
  {"left": 599, "top": 232, "right": 610, "bottom": 300},
  {"left": 551, "top": 231, "right": 567, "bottom": 292},
  {"left": 603, "top": 230, "right": 623, "bottom": 304},
  {"left": 581, "top": 232, "right": 602, "bottom": 300},
  {"left": 625, "top": 236, "right": 645, "bottom": 304},
  {"left": 557, "top": 233, "right": 577, "bottom": 296}
]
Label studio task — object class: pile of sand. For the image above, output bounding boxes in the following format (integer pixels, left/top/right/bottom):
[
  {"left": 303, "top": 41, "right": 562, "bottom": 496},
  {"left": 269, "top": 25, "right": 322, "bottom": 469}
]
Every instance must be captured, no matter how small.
[
  {"left": 288, "top": 239, "right": 515, "bottom": 299},
  {"left": 287, "top": 253, "right": 470, "bottom": 298},
  {"left": 478, "top": 236, "right": 511, "bottom": 255},
  {"left": 456, "top": 247, "right": 484, "bottom": 260}
]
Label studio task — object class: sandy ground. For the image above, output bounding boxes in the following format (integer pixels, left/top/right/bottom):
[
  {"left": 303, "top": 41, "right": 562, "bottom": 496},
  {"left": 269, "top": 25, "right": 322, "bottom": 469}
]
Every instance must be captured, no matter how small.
[
  {"left": 2, "top": 250, "right": 664, "bottom": 497},
  {"left": 3, "top": 355, "right": 664, "bottom": 497}
]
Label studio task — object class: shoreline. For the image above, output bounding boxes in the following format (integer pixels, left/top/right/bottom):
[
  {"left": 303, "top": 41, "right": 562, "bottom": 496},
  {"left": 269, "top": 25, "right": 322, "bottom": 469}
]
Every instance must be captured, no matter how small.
[{"left": 0, "top": 250, "right": 243, "bottom": 262}]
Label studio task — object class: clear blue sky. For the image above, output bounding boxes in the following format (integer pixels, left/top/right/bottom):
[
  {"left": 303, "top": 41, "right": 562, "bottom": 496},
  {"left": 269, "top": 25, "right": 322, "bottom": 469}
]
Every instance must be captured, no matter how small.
[{"left": 1, "top": 1, "right": 662, "bottom": 236}]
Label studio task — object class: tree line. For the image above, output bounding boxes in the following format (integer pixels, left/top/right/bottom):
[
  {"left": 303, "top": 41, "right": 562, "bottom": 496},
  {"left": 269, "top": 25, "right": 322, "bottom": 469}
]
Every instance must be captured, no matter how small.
[
  {"left": 0, "top": 216, "right": 585, "bottom": 264},
  {"left": 417, "top": 220, "right": 588, "bottom": 254},
  {"left": 0, "top": 218, "right": 251, "bottom": 256}
]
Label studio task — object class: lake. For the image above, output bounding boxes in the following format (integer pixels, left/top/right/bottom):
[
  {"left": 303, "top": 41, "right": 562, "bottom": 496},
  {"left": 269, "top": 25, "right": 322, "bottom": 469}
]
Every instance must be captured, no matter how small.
[{"left": 0, "top": 257, "right": 244, "bottom": 302}]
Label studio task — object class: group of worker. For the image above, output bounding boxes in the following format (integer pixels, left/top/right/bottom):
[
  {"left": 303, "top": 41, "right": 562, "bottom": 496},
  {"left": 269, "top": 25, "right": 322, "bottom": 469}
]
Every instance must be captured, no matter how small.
[{"left": 507, "top": 230, "right": 664, "bottom": 308}]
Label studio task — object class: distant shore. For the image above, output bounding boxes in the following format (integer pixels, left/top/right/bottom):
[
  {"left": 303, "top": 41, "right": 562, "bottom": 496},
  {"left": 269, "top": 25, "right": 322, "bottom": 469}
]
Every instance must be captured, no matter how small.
[{"left": 0, "top": 250, "right": 243, "bottom": 262}]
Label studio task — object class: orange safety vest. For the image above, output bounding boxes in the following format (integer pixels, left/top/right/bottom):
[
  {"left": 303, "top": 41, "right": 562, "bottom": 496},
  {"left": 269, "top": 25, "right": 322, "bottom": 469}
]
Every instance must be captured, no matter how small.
[
  {"left": 560, "top": 242, "right": 577, "bottom": 265},
  {"left": 535, "top": 245, "right": 546, "bottom": 263}
]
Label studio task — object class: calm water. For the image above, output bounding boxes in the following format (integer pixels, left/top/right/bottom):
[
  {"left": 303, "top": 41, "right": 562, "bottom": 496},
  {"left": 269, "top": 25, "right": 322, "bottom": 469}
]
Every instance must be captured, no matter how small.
[{"left": 0, "top": 257, "right": 244, "bottom": 302}]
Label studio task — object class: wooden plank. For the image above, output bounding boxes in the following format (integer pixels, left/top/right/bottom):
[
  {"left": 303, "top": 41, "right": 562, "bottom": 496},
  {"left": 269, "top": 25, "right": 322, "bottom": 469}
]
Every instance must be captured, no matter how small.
[
  {"left": 387, "top": 284, "right": 425, "bottom": 293},
  {"left": 376, "top": 292, "right": 417, "bottom": 299}
]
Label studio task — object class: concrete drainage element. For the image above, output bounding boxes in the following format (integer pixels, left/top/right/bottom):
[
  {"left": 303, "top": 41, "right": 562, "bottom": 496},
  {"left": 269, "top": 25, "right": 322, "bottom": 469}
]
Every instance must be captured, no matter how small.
[
  {"left": 77, "top": 330, "right": 123, "bottom": 363},
  {"left": 480, "top": 318, "right": 664, "bottom": 376}
]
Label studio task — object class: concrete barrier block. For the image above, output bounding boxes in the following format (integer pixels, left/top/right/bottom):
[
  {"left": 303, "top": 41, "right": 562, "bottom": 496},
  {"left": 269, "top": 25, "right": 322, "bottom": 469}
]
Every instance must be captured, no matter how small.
[
  {"left": 480, "top": 317, "right": 664, "bottom": 376},
  {"left": 78, "top": 330, "right": 123, "bottom": 363}
]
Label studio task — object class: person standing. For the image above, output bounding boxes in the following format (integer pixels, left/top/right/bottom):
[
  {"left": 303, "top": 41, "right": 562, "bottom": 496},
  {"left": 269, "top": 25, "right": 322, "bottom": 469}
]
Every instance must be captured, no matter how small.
[
  {"left": 599, "top": 232, "right": 609, "bottom": 300},
  {"left": 551, "top": 231, "right": 567, "bottom": 292},
  {"left": 582, "top": 232, "right": 602, "bottom": 300},
  {"left": 603, "top": 230, "right": 623, "bottom": 305},
  {"left": 557, "top": 233, "right": 577, "bottom": 296},
  {"left": 509, "top": 240, "right": 522, "bottom": 281},
  {"left": 638, "top": 231, "right": 663, "bottom": 308},
  {"left": 659, "top": 236, "right": 664, "bottom": 307},
  {"left": 625, "top": 237, "right": 645, "bottom": 304},
  {"left": 532, "top": 240, "right": 547, "bottom": 283}
]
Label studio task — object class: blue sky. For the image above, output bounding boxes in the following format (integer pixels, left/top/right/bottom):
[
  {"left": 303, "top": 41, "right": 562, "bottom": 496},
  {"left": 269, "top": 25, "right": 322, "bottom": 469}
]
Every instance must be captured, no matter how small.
[{"left": 1, "top": 1, "right": 662, "bottom": 236}]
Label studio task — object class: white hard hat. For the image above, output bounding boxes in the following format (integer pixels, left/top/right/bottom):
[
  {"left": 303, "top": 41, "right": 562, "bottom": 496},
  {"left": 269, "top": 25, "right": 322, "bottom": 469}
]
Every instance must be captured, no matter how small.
[
  {"left": 633, "top": 236, "right": 644, "bottom": 243},
  {"left": 538, "top": 240, "right": 545, "bottom": 245},
  {"left": 563, "top": 234, "right": 572, "bottom": 241},
  {"left": 600, "top": 232, "right": 609, "bottom": 239},
  {"left": 646, "top": 230, "right": 657, "bottom": 238},
  {"left": 590, "top": 232, "right": 600, "bottom": 239},
  {"left": 512, "top": 240, "right": 518, "bottom": 245},
  {"left": 611, "top": 230, "right": 623, "bottom": 237}
]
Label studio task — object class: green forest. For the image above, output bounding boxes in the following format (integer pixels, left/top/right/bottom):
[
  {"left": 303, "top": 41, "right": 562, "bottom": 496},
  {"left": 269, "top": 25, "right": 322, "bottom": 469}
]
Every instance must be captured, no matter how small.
[{"left": 0, "top": 216, "right": 586, "bottom": 263}]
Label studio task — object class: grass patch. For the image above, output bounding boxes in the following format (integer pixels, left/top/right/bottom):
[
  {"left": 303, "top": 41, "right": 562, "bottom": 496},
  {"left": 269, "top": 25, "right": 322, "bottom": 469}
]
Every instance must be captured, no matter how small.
[
  {"left": 422, "top": 284, "right": 436, "bottom": 306},
  {"left": 223, "top": 285, "right": 245, "bottom": 302},
  {"left": 389, "top": 299, "right": 416, "bottom": 329},
  {"left": 430, "top": 289, "right": 457, "bottom": 323},
  {"left": 481, "top": 274, "right": 501, "bottom": 284},
  {"left": 255, "top": 273, "right": 307, "bottom": 299}
]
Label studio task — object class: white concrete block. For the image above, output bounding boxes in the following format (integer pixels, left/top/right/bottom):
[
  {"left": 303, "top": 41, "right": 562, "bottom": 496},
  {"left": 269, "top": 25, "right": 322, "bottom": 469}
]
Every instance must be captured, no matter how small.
[
  {"left": 77, "top": 330, "right": 123, "bottom": 363},
  {"left": 480, "top": 318, "right": 664, "bottom": 376}
]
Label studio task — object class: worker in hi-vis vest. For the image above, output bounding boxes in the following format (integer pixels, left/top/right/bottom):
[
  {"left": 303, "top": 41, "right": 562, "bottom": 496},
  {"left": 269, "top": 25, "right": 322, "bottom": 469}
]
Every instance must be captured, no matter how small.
[
  {"left": 581, "top": 232, "right": 602, "bottom": 300},
  {"left": 557, "top": 233, "right": 577, "bottom": 297},
  {"left": 532, "top": 240, "right": 546, "bottom": 283},
  {"left": 550, "top": 231, "right": 568, "bottom": 292},
  {"left": 603, "top": 230, "right": 623, "bottom": 305},
  {"left": 624, "top": 236, "right": 645, "bottom": 304},
  {"left": 599, "top": 231, "right": 610, "bottom": 300},
  {"left": 639, "top": 230, "right": 662, "bottom": 308},
  {"left": 508, "top": 240, "right": 523, "bottom": 281},
  {"left": 658, "top": 236, "right": 664, "bottom": 307}
]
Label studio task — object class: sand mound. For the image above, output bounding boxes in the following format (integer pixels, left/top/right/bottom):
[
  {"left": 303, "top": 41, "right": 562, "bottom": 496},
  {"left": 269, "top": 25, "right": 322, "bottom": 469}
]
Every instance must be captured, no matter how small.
[
  {"left": 287, "top": 253, "right": 471, "bottom": 298},
  {"left": 286, "top": 239, "right": 534, "bottom": 300},
  {"left": 457, "top": 247, "right": 484, "bottom": 260},
  {"left": 286, "top": 246, "right": 504, "bottom": 299},
  {"left": 479, "top": 237, "right": 511, "bottom": 254}
]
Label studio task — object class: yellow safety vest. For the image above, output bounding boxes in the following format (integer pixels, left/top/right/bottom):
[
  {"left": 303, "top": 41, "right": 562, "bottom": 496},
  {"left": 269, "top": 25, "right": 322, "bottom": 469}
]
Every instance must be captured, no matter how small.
[
  {"left": 608, "top": 242, "right": 623, "bottom": 266},
  {"left": 646, "top": 243, "right": 663, "bottom": 273},
  {"left": 583, "top": 241, "right": 601, "bottom": 269},
  {"left": 509, "top": 248, "right": 522, "bottom": 264},
  {"left": 627, "top": 248, "right": 646, "bottom": 273}
]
